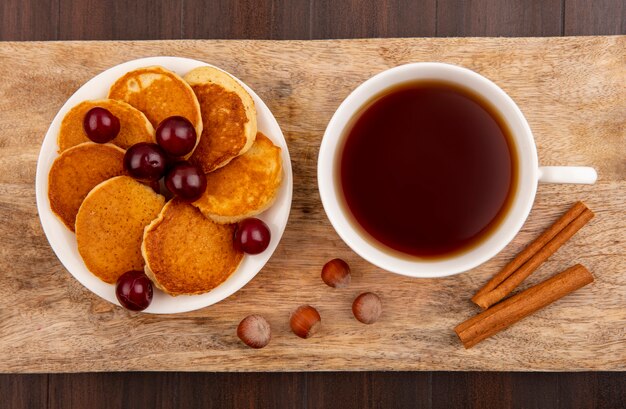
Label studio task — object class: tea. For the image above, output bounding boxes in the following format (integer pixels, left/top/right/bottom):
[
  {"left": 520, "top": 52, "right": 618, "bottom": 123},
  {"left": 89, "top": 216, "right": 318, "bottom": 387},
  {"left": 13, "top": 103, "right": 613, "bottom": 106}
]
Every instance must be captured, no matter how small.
[{"left": 339, "top": 81, "right": 517, "bottom": 258}]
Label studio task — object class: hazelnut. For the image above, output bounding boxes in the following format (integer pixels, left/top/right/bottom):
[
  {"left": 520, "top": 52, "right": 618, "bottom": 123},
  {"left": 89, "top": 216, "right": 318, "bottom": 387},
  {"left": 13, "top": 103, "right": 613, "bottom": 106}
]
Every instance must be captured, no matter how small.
[
  {"left": 352, "top": 292, "right": 382, "bottom": 324},
  {"left": 237, "top": 315, "right": 271, "bottom": 349},
  {"left": 321, "top": 258, "right": 351, "bottom": 288},
  {"left": 290, "top": 305, "right": 321, "bottom": 339}
]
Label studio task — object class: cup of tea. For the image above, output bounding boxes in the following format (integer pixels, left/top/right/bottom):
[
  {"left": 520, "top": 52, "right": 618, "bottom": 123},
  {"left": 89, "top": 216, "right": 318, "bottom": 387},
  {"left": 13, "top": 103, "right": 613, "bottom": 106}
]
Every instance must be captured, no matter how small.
[{"left": 318, "top": 62, "right": 596, "bottom": 278}]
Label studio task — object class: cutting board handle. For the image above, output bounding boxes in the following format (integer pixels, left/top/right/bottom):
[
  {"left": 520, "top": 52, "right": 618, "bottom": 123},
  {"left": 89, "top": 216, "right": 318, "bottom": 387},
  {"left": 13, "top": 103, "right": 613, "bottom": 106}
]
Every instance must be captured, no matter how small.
[{"left": 538, "top": 166, "right": 598, "bottom": 184}]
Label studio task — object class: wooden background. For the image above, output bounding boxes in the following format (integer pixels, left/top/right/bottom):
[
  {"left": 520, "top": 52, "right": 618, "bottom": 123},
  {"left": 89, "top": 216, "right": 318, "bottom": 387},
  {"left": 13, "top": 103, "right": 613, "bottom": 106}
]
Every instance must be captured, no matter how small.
[
  {"left": 1, "top": 0, "right": 625, "bottom": 408},
  {"left": 1, "top": 36, "right": 625, "bottom": 371}
]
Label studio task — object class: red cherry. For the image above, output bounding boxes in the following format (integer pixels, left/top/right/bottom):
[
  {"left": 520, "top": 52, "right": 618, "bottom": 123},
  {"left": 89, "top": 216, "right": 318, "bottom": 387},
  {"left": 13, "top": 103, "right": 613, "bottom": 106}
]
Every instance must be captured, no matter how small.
[
  {"left": 156, "top": 116, "right": 197, "bottom": 157},
  {"left": 146, "top": 179, "right": 161, "bottom": 194},
  {"left": 83, "top": 107, "right": 120, "bottom": 143},
  {"left": 124, "top": 143, "right": 167, "bottom": 181},
  {"left": 234, "top": 218, "right": 271, "bottom": 254},
  {"left": 165, "top": 161, "right": 207, "bottom": 202},
  {"left": 115, "top": 270, "right": 153, "bottom": 311}
]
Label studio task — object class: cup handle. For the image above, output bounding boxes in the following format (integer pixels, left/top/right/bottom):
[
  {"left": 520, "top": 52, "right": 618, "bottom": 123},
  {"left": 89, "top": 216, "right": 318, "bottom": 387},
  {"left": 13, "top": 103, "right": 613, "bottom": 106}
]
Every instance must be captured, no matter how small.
[{"left": 538, "top": 166, "right": 597, "bottom": 184}]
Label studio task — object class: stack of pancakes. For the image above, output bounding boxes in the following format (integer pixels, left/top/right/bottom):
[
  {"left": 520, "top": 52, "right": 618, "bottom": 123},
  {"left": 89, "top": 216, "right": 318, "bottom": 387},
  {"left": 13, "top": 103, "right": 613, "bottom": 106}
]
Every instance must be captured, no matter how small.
[{"left": 49, "top": 65, "right": 282, "bottom": 297}]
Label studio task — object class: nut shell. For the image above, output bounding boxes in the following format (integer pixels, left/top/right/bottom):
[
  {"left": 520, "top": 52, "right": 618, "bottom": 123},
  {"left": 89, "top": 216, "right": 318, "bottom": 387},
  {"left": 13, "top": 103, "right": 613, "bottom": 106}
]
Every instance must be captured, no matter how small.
[
  {"left": 290, "top": 305, "right": 321, "bottom": 339},
  {"left": 321, "top": 258, "right": 351, "bottom": 288},
  {"left": 352, "top": 292, "right": 382, "bottom": 324},
  {"left": 237, "top": 315, "right": 271, "bottom": 348}
]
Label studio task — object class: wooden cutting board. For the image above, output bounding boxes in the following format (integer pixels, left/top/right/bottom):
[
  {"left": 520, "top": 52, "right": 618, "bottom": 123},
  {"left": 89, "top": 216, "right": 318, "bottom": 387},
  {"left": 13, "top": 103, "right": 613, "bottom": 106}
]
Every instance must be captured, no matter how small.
[{"left": 0, "top": 37, "right": 624, "bottom": 372}]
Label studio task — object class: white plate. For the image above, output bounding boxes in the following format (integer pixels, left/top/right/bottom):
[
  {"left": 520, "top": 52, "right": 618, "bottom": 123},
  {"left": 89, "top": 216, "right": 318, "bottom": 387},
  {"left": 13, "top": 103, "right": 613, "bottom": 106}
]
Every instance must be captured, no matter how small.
[{"left": 35, "top": 57, "right": 293, "bottom": 314}]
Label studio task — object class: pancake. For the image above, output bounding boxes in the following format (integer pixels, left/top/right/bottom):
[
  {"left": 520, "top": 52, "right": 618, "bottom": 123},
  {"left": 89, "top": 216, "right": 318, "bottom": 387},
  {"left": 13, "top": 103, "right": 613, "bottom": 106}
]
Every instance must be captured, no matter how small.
[
  {"left": 108, "top": 66, "right": 203, "bottom": 152},
  {"left": 192, "top": 132, "right": 282, "bottom": 224},
  {"left": 76, "top": 176, "right": 165, "bottom": 284},
  {"left": 48, "top": 142, "right": 126, "bottom": 231},
  {"left": 142, "top": 199, "right": 243, "bottom": 296},
  {"left": 57, "top": 99, "right": 155, "bottom": 152},
  {"left": 184, "top": 66, "right": 257, "bottom": 173}
]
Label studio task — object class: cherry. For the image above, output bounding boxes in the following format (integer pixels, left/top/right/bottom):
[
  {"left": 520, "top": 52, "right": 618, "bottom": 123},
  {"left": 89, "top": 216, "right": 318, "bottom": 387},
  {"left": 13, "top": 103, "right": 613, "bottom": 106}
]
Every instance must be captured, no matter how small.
[
  {"left": 83, "top": 107, "right": 120, "bottom": 143},
  {"left": 234, "top": 218, "right": 271, "bottom": 254},
  {"left": 115, "top": 270, "right": 153, "bottom": 311},
  {"left": 146, "top": 179, "right": 161, "bottom": 194},
  {"left": 165, "top": 161, "right": 207, "bottom": 202},
  {"left": 124, "top": 142, "right": 167, "bottom": 181},
  {"left": 156, "top": 116, "right": 197, "bottom": 157}
]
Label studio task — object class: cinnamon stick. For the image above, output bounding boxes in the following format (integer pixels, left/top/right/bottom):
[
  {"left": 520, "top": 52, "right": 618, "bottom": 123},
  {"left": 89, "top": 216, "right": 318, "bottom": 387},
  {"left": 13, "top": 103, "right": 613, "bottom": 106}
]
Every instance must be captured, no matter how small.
[
  {"left": 472, "top": 202, "right": 594, "bottom": 309},
  {"left": 456, "top": 264, "right": 594, "bottom": 349}
]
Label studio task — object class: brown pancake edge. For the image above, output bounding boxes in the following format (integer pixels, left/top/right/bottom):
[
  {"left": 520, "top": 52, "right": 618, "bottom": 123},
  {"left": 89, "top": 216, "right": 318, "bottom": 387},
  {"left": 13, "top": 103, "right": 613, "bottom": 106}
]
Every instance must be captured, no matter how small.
[
  {"left": 184, "top": 66, "right": 257, "bottom": 173},
  {"left": 75, "top": 176, "right": 165, "bottom": 284},
  {"left": 142, "top": 199, "right": 243, "bottom": 296},
  {"left": 48, "top": 142, "right": 126, "bottom": 231}
]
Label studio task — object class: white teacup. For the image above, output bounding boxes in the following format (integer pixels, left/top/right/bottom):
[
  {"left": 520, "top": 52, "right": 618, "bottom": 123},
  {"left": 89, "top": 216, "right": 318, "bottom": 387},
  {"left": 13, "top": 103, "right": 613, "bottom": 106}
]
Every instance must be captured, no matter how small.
[{"left": 317, "top": 63, "right": 596, "bottom": 278}]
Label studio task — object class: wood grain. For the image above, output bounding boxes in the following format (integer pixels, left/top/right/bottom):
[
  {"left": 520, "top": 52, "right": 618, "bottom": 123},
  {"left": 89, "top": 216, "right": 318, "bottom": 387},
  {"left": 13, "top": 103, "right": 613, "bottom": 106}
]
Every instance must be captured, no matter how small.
[
  {"left": 5, "top": 371, "right": 624, "bottom": 408},
  {"left": 0, "top": 374, "right": 48, "bottom": 407},
  {"left": 0, "top": 37, "right": 624, "bottom": 372},
  {"left": 182, "top": 0, "right": 312, "bottom": 40},
  {"left": 560, "top": 372, "right": 626, "bottom": 408},
  {"left": 182, "top": 0, "right": 271, "bottom": 39},
  {"left": 511, "top": 372, "right": 559, "bottom": 408},
  {"left": 310, "top": 0, "right": 436, "bottom": 38},
  {"left": 564, "top": 0, "right": 626, "bottom": 35},
  {"left": 305, "top": 372, "right": 433, "bottom": 407},
  {"left": 58, "top": 0, "right": 181, "bottom": 40},
  {"left": 0, "top": 0, "right": 59, "bottom": 41},
  {"left": 47, "top": 372, "right": 304, "bottom": 408},
  {"left": 437, "top": 0, "right": 563, "bottom": 36}
]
